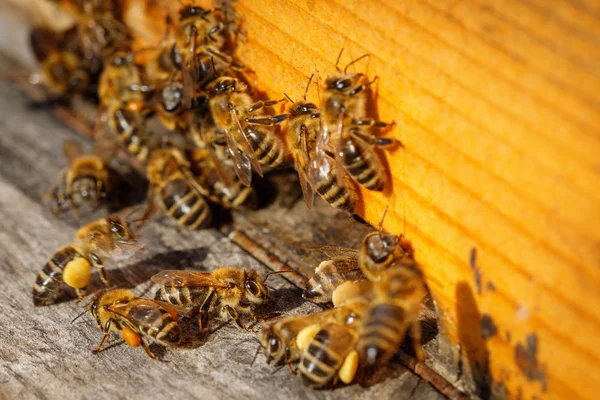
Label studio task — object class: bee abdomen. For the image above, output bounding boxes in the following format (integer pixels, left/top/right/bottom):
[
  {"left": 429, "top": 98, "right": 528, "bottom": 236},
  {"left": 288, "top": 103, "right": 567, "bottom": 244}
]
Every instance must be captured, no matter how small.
[
  {"left": 300, "top": 329, "right": 340, "bottom": 388},
  {"left": 247, "top": 129, "right": 286, "bottom": 168},
  {"left": 358, "top": 303, "right": 407, "bottom": 366},
  {"left": 315, "top": 174, "right": 355, "bottom": 213},
  {"left": 32, "top": 246, "right": 79, "bottom": 306},
  {"left": 161, "top": 179, "right": 211, "bottom": 230},
  {"left": 343, "top": 140, "right": 384, "bottom": 191}
]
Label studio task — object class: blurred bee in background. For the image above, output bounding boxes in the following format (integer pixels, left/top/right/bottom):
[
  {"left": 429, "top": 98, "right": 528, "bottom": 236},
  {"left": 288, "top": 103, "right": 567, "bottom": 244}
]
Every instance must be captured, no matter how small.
[
  {"left": 44, "top": 139, "right": 111, "bottom": 214},
  {"left": 32, "top": 215, "right": 140, "bottom": 306},
  {"left": 98, "top": 52, "right": 154, "bottom": 164},
  {"left": 311, "top": 50, "right": 398, "bottom": 193},
  {"left": 89, "top": 288, "right": 183, "bottom": 359},
  {"left": 205, "top": 76, "right": 288, "bottom": 186},
  {"left": 144, "top": 146, "right": 212, "bottom": 229},
  {"left": 29, "top": 25, "right": 94, "bottom": 100},
  {"left": 357, "top": 261, "right": 426, "bottom": 367},
  {"left": 284, "top": 75, "right": 357, "bottom": 214},
  {"left": 151, "top": 267, "right": 269, "bottom": 333}
]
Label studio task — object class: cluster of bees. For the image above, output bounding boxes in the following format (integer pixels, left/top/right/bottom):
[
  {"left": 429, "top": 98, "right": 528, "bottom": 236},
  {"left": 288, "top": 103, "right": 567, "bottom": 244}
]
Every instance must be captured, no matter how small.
[{"left": 28, "top": 0, "right": 426, "bottom": 390}]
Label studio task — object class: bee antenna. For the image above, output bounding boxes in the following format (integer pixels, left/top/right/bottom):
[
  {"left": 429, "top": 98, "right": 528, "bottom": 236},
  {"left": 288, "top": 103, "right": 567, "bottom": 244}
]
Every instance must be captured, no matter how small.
[
  {"left": 71, "top": 308, "right": 89, "bottom": 324},
  {"left": 378, "top": 205, "right": 389, "bottom": 236},
  {"left": 335, "top": 48, "right": 345, "bottom": 72},
  {"left": 263, "top": 270, "right": 299, "bottom": 282},
  {"left": 303, "top": 74, "right": 314, "bottom": 100},
  {"left": 283, "top": 93, "right": 294, "bottom": 104},
  {"left": 250, "top": 343, "right": 262, "bottom": 366},
  {"left": 344, "top": 53, "right": 370, "bottom": 74}
]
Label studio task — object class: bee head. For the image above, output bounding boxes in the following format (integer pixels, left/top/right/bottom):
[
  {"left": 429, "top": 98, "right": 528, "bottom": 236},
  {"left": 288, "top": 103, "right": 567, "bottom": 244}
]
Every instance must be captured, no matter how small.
[
  {"left": 244, "top": 270, "right": 269, "bottom": 304},
  {"left": 260, "top": 328, "right": 288, "bottom": 364},
  {"left": 70, "top": 176, "right": 102, "bottom": 207},
  {"left": 364, "top": 232, "right": 399, "bottom": 264},
  {"left": 89, "top": 289, "right": 134, "bottom": 328}
]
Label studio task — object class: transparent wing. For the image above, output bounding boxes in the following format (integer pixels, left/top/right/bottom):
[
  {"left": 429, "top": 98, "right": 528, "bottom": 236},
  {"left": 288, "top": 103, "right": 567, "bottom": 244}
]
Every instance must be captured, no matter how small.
[
  {"left": 223, "top": 127, "right": 253, "bottom": 186},
  {"left": 230, "top": 106, "right": 263, "bottom": 177},
  {"left": 297, "top": 125, "right": 315, "bottom": 209},
  {"left": 302, "top": 244, "right": 360, "bottom": 257},
  {"left": 151, "top": 270, "right": 230, "bottom": 288},
  {"left": 62, "top": 139, "right": 84, "bottom": 165},
  {"left": 317, "top": 257, "right": 360, "bottom": 274}
]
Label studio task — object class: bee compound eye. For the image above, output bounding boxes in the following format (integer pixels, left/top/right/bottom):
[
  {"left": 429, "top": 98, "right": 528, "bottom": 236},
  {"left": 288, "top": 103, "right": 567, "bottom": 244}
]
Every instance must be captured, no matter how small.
[
  {"left": 268, "top": 335, "right": 279, "bottom": 353},
  {"left": 245, "top": 280, "right": 260, "bottom": 296}
]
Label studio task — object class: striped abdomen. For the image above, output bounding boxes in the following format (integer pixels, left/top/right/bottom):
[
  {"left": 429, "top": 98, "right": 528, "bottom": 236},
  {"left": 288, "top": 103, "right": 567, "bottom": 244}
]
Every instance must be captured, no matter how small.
[
  {"left": 341, "top": 136, "right": 385, "bottom": 191},
  {"left": 313, "top": 163, "right": 355, "bottom": 213},
  {"left": 304, "top": 260, "right": 363, "bottom": 303},
  {"left": 214, "top": 180, "right": 258, "bottom": 209},
  {"left": 127, "top": 303, "right": 181, "bottom": 345},
  {"left": 357, "top": 302, "right": 408, "bottom": 366},
  {"left": 300, "top": 324, "right": 356, "bottom": 388},
  {"left": 245, "top": 127, "right": 287, "bottom": 169},
  {"left": 159, "top": 178, "right": 211, "bottom": 230},
  {"left": 155, "top": 285, "right": 212, "bottom": 310},
  {"left": 112, "top": 107, "right": 149, "bottom": 162},
  {"left": 32, "top": 245, "right": 83, "bottom": 306}
]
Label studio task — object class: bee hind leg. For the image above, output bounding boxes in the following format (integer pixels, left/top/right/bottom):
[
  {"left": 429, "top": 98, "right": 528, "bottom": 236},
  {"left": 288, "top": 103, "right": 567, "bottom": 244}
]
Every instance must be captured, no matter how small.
[
  {"left": 141, "top": 339, "right": 157, "bottom": 360},
  {"left": 411, "top": 320, "right": 426, "bottom": 362}
]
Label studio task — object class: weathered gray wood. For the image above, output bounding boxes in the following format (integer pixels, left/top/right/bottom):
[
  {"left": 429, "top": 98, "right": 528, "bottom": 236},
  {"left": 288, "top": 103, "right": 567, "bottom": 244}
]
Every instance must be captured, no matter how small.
[{"left": 0, "top": 76, "right": 448, "bottom": 400}]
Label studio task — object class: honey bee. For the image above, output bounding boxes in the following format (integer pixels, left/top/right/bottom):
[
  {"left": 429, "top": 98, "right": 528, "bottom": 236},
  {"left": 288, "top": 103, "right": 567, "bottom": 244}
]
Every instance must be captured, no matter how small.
[
  {"left": 296, "top": 286, "right": 369, "bottom": 388},
  {"left": 29, "top": 26, "right": 93, "bottom": 99},
  {"left": 261, "top": 281, "right": 367, "bottom": 369},
  {"left": 32, "top": 215, "right": 139, "bottom": 306},
  {"left": 205, "top": 76, "right": 288, "bottom": 186},
  {"left": 145, "top": 146, "right": 212, "bottom": 229},
  {"left": 45, "top": 139, "right": 110, "bottom": 214},
  {"left": 175, "top": 4, "right": 241, "bottom": 107},
  {"left": 89, "top": 289, "right": 183, "bottom": 359},
  {"left": 151, "top": 267, "right": 269, "bottom": 333},
  {"left": 358, "top": 208, "right": 415, "bottom": 281},
  {"left": 284, "top": 76, "right": 357, "bottom": 213},
  {"left": 312, "top": 50, "right": 397, "bottom": 192},
  {"left": 357, "top": 262, "right": 427, "bottom": 367}
]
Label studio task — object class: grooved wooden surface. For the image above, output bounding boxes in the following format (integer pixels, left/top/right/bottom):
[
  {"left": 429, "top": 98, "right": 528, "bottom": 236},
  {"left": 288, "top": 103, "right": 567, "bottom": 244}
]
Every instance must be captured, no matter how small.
[{"left": 221, "top": 1, "right": 600, "bottom": 399}]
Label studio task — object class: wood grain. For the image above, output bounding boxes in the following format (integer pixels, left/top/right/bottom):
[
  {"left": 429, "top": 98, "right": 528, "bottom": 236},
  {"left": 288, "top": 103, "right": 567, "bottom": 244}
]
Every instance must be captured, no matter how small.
[{"left": 216, "top": 0, "right": 600, "bottom": 399}]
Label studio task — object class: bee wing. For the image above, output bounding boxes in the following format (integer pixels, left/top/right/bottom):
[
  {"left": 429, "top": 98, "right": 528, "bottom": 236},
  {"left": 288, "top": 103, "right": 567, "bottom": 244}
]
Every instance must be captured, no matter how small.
[
  {"left": 297, "top": 125, "right": 315, "bottom": 209},
  {"left": 62, "top": 139, "right": 84, "bottom": 165},
  {"left": 198, "top": 122, "right": 235, "bottom": 187},
  {"left": 302, "top": 244, "right": 360, "bottom": 257},
  {"left": 223, "top": 127, "right": 253, "bottom": 187},
  {"left": 230, "top": 107, "right": 263, "bottom": 177},
  {"left": 317, "top": 257, "right": 360, "bottom": 273},
  {"left": 151, "top": 270, "right": 230, "bottom": 288},
  {"left": 334, "top": 118, "right": 350, "bottom": 189},
  {"left": 107, "top": 298, "right": 164, "bottom": 327}
]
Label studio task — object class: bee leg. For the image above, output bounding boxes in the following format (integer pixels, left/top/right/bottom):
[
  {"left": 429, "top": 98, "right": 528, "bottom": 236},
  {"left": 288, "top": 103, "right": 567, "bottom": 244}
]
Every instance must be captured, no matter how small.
[
  {"left": 349, "top": 76, "right": 378, "bottom": 96},
  {"left": 244, "top": 114, "right": 287, "bottom": 127},
  {"left": 223, "top": 305, "right": 249, "bottom": 331},
  {"left": 198, "top": 289, "right": 217, "bottom": 335},
  {"left": 351, "top": 118, "right": 394, "bottom": 129},
  {"left": 91, "top": 253, "right": 109, "bottom": 287},
  {"left": 286, "top": 362, "right": 297, "bottom": 375},
  {"left": 92, "top": 318, "right": 115, "bottom": 354},
  {"left": 74, "top": 288, "right": 86, "bottom": 302},
  {"left": 141, "top": 339, "right": 157, "bottom": 360},
  {"left": 350, "top": 129, "right": 400, "bottom": 148},
  {"left": 411, "top": 320, "right": 426, "bottom": 362},
  {"left": 247, "top": 98, "right": 287, "bottom": 114},
  {"left": 207, "top": 22, "right": 224, "bottom": 43}
]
